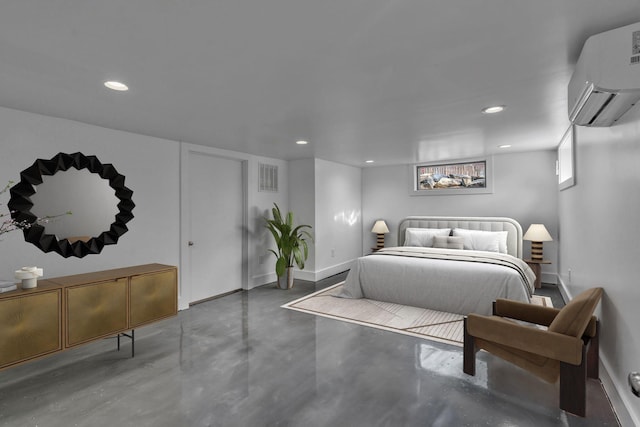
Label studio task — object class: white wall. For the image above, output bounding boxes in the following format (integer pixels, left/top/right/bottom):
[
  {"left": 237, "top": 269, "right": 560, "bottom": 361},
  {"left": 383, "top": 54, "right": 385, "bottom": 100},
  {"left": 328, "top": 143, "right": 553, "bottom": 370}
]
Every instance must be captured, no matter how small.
[
  {"left": 249, "top": 157, "right": 289, "bottom": 288},
  {"left": 288, "top": 158, "right": 362, "bottom": 282},
  {"left": 0, "top": 107, "right": 181, "bottom": 279},
  {"left": 288, "top": 159, "right": 316, "bottom": 274},
  {"left": 362, "top": 151, "right": 559, "bottom": 280},
  {"left": 558, "top": 106, "right": 640, "bottom": 426},
  {"left": 314, "top": 159, "right": 362, "bottom": 278}
]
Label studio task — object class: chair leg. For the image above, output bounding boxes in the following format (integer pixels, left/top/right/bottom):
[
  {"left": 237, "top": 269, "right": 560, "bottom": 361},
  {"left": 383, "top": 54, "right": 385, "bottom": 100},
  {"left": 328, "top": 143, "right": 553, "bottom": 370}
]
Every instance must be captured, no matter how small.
[
  {"left": 559, "top": 345, "right": 588, "bottom": 417},
  {"left": 463, "top": 317, "right": 476, "bottom": 376},
  {"left": 586, "top": 321, "right": 599, "bottom": 379}
]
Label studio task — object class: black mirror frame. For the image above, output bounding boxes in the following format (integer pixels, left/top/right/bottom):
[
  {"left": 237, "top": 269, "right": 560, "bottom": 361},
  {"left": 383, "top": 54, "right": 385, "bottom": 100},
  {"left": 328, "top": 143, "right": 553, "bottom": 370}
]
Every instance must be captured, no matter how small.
[{"left": 7, "top": 152, "right": 135, "bottom": 258}]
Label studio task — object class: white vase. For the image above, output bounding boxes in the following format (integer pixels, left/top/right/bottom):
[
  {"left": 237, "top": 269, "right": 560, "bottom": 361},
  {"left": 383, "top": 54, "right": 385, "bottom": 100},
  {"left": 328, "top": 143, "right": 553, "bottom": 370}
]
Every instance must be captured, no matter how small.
[
  {"left": 15, "top": 266, "right": 43, "bottom": 289},
  {"left": 277, "top": 267, "right": 294, "bottom": 290},
  {"left": 21, "top": 278, "right": 37, "bottom": 289}
]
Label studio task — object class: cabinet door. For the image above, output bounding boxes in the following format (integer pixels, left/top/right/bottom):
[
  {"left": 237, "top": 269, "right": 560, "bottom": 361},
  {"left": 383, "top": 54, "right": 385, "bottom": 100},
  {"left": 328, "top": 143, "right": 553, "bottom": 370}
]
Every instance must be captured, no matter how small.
[
  {"left": 0, "top": 290, "right": 62, "bottom": 369},
  {"left": 130, "top": 269, "right": 177, "bottom": 328},
  {"left": 66, "top": 278, "right": 128, "bottom": 347}
]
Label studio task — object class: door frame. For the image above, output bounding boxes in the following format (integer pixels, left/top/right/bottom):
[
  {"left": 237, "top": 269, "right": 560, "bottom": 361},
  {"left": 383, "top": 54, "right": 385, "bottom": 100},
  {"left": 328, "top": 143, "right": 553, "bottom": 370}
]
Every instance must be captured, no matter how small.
[{"left": 179, "top": 143, "right": 249, "bottom": 310}]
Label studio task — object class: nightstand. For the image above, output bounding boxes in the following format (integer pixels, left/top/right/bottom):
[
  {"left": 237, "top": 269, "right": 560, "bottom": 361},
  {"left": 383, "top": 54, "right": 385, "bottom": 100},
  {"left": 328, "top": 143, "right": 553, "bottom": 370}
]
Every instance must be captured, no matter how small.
[{"left": 524, "top": 259, "right": 551, "bottom": 289}]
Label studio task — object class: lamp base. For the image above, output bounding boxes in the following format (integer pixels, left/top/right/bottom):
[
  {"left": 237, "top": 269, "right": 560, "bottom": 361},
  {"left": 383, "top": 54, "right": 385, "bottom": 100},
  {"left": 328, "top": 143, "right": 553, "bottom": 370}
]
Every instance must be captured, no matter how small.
[
  {"left": 530, "top": 241, "right": 544, "bottom": 261},
  {"left": 376, "top": 233, "right": 385, "bottom": 250}
]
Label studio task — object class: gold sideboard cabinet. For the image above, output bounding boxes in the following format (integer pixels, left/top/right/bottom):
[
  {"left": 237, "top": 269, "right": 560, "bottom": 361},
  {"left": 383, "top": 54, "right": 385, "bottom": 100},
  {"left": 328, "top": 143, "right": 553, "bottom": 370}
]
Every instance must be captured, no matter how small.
[
  {"left": 130, "top": 268, "right": 178, "bottom": 328},
  {"left": 66, "top": 277, "right": 128, "bottom": 347},
  {"left": 0, "top": 282, "right": 62, "bottom": 370},
  {"left": 0, "top": 264, "right": 177, "bottom": 371}
]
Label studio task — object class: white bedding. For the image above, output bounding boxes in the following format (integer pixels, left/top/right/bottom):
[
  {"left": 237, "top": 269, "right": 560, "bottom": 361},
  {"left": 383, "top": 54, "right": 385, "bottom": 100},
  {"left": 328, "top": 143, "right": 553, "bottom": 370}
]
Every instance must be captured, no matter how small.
[{"left": 337, "top": 246, "right": 535, "bottom": 316}]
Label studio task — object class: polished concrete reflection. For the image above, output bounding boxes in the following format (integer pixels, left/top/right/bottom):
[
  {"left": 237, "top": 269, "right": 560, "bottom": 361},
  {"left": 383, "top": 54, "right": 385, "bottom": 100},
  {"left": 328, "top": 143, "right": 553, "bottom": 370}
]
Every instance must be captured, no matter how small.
[{"left": 0, "top": 273, "right": 619, "bottom": 426}]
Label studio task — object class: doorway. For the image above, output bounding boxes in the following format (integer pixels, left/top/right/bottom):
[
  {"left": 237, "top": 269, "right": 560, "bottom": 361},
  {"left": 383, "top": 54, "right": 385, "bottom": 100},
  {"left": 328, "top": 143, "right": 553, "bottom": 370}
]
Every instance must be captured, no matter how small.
[{"left": 181, "top": 145, "right": 246, "bottom": 307}]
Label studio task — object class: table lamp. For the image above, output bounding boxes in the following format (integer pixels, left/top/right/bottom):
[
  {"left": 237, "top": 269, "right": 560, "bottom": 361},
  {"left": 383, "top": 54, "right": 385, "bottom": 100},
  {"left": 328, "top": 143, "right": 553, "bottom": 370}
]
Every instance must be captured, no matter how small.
[
  {"left": 371, "top": 220, "right": 390, "bottom": 250},
  {"left": 523, "top": 224, "right": 552, "bottom": 261}
]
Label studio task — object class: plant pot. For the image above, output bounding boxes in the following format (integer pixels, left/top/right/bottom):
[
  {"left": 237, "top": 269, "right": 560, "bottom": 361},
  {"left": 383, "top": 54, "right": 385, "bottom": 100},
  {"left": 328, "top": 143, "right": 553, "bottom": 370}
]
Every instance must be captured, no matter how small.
[{"left": 277, "top": 267, "right": 294, "bottom": 290}]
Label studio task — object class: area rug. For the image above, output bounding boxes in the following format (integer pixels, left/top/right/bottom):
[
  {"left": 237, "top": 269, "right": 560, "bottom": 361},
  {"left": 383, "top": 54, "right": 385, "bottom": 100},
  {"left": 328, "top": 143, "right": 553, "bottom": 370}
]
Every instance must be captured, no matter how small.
[{"left": 282, "top": 282, "right": 553, "bottom": 347}]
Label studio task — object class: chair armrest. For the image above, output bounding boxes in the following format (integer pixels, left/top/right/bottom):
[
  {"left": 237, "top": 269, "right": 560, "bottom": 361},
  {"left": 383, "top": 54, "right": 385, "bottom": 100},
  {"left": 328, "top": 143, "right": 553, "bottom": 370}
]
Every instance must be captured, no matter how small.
[
  {"left": 467, "top": 314, "right": 584, "bottom": 365},
  {"left": 494, "top": 299, "right": 561, "bottom": 326},
  {"left": 584, "top": 316, "right": 598, "bottom": 338}
]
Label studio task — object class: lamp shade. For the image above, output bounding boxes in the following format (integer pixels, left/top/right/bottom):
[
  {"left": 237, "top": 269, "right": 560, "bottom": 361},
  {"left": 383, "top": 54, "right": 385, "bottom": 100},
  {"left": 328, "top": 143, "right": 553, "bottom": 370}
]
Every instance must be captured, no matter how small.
[
  {"left": 523, "top": 224, "right": 552, "bottom": 242},
  {"left": 371, "top": 220, "right": 389, "bottom": 234}
]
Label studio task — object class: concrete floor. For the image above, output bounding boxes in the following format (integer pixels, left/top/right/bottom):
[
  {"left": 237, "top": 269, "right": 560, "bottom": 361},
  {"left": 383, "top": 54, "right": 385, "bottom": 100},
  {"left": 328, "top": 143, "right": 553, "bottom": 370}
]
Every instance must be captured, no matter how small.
[{"left": 0, "top": 273, "right": 619, "bottom": 427}]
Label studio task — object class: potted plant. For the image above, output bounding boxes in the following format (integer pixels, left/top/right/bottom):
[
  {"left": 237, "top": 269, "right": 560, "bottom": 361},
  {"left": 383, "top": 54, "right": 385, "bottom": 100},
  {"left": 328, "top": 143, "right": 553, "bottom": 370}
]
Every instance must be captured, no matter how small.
[{"left": 264, "top": 203, "right": 313, "bottom": 289}]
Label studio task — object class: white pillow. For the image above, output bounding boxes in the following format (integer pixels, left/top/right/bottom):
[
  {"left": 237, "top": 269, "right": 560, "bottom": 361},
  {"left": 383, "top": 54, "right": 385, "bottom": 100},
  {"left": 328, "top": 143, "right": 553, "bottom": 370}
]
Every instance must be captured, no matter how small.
[
  {"left": 452, "top": 229, "right": 509, "bottom": 253},
  {"left": 404, "top": 228, "right": 451, "bottom": 247},
  {"left": 496, "top": 231, "right": 508, "bottom": 254}
]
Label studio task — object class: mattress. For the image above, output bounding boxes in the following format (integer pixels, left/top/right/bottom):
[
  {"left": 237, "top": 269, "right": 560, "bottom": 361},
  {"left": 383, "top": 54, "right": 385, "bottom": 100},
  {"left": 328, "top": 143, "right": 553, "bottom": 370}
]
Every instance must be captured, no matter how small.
[{"left": 337, "top": 246, "right": 535, "bottom": 316}]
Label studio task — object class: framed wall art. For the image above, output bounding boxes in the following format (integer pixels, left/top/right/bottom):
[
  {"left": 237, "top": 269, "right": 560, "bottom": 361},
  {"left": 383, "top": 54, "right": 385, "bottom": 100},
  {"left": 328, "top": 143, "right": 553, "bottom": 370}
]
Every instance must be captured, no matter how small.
[{"left": 412, "top": 157, "right": 493, "bottom": 196}]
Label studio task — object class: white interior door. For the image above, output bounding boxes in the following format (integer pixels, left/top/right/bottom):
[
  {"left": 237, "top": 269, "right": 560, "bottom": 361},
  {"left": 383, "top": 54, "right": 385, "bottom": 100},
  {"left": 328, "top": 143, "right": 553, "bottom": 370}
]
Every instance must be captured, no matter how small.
[{"left": 187, "top": 151, "right": 244, "bottom": 304}]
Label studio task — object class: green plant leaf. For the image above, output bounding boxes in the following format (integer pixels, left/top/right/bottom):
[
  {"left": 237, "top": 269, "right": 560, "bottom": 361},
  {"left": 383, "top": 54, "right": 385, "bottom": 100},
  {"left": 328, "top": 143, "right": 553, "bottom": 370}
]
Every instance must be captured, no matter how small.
[
  {"left": 265, "top": 203, "right": 313, "bottom": 277},
  {"left": 275, "top": 257, "right": 287, "bottom": 277}
]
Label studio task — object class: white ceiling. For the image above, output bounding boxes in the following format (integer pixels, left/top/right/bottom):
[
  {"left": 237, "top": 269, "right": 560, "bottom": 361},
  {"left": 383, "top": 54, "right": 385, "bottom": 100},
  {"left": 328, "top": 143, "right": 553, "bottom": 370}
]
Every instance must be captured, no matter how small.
[{"left": 1, "top": 1, "right": 639, "bottom": 167}]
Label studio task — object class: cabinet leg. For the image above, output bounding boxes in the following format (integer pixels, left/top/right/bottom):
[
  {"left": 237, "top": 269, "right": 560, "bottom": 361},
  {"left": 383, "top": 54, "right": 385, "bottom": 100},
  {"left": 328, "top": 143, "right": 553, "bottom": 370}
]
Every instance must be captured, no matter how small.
[{"left": 116, "top": 330, "right": 135, "bottom": 358}]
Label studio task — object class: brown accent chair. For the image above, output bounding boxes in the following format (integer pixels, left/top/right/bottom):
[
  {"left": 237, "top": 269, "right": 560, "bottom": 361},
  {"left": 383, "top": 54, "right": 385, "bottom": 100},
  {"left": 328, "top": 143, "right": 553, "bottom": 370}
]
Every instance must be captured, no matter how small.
[{"left": 463, "top": 287, "right": 603, "bottom": 417}]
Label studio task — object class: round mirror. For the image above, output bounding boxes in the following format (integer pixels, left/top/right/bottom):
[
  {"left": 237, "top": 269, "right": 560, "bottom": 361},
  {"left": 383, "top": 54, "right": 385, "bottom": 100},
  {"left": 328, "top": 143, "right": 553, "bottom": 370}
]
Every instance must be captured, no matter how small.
[
  {"left": 8, "top": 152, "right": 135, "bottom": 258},
  {"left": 31, "top": 168, "right": 119, "bottom": 241}
]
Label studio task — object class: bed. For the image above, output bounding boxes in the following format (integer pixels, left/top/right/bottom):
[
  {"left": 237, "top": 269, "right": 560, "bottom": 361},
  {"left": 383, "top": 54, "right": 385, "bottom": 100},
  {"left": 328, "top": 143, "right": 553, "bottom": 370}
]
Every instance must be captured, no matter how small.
[{"left": 337, "top": 216, "right": 536, "bottom": 316}]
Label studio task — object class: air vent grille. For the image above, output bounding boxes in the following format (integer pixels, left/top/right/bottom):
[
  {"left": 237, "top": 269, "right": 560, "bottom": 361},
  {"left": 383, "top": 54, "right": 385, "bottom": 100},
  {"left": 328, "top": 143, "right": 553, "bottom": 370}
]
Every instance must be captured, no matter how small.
[{"left": 259, "top": 163, "right": 278, "bottom": 192}]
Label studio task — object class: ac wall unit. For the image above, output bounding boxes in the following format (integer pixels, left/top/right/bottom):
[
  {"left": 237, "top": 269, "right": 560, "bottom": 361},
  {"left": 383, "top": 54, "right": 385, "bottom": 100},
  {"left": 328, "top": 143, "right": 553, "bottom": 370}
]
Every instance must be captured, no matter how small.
[{"left": 568, "top": 22, "right": 640, "bottom": 127}]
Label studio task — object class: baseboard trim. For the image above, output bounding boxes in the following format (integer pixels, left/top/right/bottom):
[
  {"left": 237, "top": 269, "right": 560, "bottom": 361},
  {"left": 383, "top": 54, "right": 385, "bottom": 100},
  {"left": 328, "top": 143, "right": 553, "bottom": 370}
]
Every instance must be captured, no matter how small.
[
  {"left": 250, "top": 259, "right": 354, "bottom": 289},
  {"left": 250, "top": 272, "right": 275, "bottom": 290},
  {"left": 556, "top": 276, "right": 636, "bottom": 425},
  {"left": 294, "top": 269, "right": 316, "bottom": 282},
  {"left": 556, "top": 276, "right": 572, "bottom": 303},
  {"left": 541, "top": 272, "right": 558, "bottom": 285},
  {"left": 291, "top": 260, "right": 354, "bottom": 282},
  {"left": 599, "top": 354, "right": 637, "bottom": 426}
]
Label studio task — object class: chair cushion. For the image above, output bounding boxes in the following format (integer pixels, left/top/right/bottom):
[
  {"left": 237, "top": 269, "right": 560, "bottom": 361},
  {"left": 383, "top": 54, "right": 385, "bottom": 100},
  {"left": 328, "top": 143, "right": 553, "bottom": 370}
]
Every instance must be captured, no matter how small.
[{"left": 548, "top": 287, "right": 602, "bottom": 337}]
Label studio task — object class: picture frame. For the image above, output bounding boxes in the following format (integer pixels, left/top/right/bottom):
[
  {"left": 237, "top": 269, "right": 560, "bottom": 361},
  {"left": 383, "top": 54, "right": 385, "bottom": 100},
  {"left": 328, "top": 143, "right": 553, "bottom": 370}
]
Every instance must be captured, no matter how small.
[
  {"left": 411, "top": 157, "right": 493, "bottom": 196},
  {"left": 557, "top": 125, "right": 575, "bottom": 191}
]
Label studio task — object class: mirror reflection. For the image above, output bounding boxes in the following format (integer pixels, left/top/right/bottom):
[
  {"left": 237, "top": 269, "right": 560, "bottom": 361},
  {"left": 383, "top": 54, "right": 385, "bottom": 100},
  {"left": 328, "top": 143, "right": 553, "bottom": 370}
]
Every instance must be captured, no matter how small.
[
  {"left": 30, "top": 169, "right": 119, "bottom": 241},
  {"left": 8, "top": 152, "right": 134, "bottom": 258}
]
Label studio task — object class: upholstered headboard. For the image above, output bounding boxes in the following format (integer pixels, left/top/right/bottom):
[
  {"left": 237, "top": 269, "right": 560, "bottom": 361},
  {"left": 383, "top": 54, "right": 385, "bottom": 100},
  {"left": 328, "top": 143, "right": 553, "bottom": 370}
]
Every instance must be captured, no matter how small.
[{"left": 397, "top": 216, "right": 523, "bottom": 258}]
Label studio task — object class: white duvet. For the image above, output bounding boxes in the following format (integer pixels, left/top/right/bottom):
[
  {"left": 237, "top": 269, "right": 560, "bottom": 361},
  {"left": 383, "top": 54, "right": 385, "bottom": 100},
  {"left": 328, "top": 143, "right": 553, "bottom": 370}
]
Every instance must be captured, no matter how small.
[{"left": 337, "top": 246, "right": 535, "bottom": 316}]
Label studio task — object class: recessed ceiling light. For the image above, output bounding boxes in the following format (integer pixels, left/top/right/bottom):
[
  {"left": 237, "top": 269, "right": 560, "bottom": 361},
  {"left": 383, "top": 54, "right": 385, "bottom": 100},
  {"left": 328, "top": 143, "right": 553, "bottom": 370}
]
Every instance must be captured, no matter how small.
[
  {"left": 365, "top": 160, "right": 375, "bottom": 163},
  {"left": 481, "top": 105, "right": 505, "bottom": 114},
  {"left": 104, "top": 81, "right": 129, "bottom": 91},
  {"left": 296, "top": 140, "right": 308, "bottom": 145},
  {"left": 498, "top": 144, "right": 512, "bottom": 149}
]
